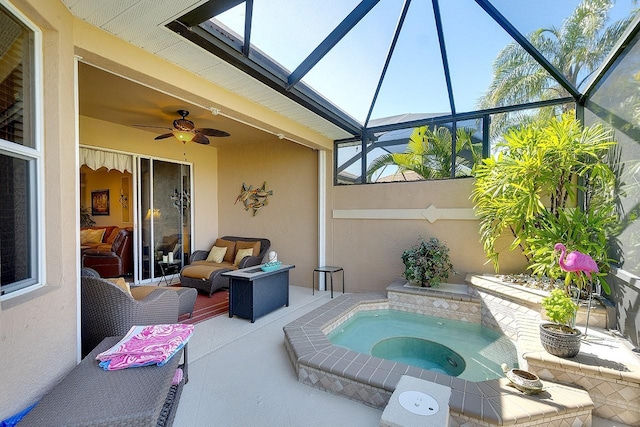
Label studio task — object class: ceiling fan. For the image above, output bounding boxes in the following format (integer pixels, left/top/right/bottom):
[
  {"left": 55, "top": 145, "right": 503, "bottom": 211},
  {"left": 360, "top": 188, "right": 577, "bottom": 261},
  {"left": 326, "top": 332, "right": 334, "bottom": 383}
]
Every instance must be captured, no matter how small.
[{"left": 136, "top": 109, "right": 230, "bottom": 144}]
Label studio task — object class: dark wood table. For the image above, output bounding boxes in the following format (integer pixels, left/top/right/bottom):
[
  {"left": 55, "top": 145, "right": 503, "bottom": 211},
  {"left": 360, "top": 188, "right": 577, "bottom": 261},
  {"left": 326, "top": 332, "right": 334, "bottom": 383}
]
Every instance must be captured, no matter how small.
[{"left": 223, "top": 264, "right": 295, "bottom": 322}]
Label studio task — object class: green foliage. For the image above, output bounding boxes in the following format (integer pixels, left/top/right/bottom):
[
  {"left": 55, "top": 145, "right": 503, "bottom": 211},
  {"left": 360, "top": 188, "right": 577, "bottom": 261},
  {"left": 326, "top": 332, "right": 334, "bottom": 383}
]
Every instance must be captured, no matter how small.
[
  {"left": 366, "top": 125, "right": 482, "bottom": 182},
  {"left": 401, "top": 237, "right": 455, "bottom": 287},
  {"left": 541, "top": 288, "right": 579, "bottom": 327},
  {"left": 478, "top": 0, "right": 637, "bottom": 138},
  {"left": 471, "top": 113, "right": 618, "bottom": 292}
]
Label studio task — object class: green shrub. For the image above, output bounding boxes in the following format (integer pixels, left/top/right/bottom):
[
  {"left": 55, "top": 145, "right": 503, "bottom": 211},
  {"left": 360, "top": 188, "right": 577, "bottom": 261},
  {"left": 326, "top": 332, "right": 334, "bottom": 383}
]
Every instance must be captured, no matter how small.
[
  {"left": 402, "top": 237, "right": 454, "bottom": 287},
  {"left": 471, "top": 113, "right": 618, "bottom": 293},
  {"left": 541, "top": 289, "right": 578, "bottom": 327}
]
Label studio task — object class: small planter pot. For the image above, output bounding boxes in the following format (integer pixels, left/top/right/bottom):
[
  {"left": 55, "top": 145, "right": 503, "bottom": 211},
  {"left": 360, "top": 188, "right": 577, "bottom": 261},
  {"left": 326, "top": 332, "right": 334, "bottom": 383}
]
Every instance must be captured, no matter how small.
[{"left": 539, "top": 323, "right": 581, "bottom": 358}]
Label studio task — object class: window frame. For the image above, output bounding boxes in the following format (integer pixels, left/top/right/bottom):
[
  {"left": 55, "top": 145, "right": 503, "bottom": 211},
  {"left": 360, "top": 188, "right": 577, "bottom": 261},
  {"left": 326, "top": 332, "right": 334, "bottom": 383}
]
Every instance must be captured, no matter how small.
[{"left": 0, "top": 0, "right": 44, "bottom": 300}]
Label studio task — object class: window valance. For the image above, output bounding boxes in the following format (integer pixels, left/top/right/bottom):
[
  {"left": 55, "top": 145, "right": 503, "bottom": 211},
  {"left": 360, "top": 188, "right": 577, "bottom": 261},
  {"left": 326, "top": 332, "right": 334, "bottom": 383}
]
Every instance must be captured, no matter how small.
[{"left": 80, "top": 148, "right": 132, "bottom": 173}]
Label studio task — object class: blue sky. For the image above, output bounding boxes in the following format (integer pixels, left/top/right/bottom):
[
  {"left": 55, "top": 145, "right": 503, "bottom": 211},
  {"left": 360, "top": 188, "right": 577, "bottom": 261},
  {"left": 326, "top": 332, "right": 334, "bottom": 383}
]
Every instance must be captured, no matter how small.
[{"left": 216, "top": 0, "right": 637, "bottom": 124}]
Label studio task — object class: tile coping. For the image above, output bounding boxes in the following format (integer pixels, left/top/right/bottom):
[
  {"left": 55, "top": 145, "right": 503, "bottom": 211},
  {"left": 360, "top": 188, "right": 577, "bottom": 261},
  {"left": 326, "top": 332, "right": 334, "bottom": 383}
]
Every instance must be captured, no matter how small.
[{"left": 283, "top": 288, "right": 595, "bottom": 425}]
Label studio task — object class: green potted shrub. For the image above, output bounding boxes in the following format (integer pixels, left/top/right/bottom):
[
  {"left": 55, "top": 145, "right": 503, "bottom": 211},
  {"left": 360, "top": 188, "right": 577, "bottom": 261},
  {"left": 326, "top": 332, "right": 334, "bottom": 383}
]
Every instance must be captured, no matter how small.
[
  {"left": 471, "top": 113, "right": 618, "bottom": 293},
  {"left": 401, "top": 237, "right": 454, "bottom": 287},
  {"left": 539, "top": 288, "right": 581, "bottom": 358}
]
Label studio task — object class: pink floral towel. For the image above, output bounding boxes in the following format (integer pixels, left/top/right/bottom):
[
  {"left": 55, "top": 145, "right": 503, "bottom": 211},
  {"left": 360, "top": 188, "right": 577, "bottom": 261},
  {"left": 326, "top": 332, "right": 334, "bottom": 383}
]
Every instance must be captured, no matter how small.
[{"left": 97, "top": 324, "right": 194, "bottom": 371}]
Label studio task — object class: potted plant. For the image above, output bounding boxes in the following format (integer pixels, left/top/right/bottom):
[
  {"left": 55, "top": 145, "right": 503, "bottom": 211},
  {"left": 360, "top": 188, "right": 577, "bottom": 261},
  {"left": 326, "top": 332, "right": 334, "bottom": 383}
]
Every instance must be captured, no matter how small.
[
  {"left": 539, "top": 288, "right": 581, "bottom": 358},
  {"left": 80, "top": 206, "right": 95, "bottom": 227},
  {"left": 401, "top": 237, "right": 454, "bottom": 287}
]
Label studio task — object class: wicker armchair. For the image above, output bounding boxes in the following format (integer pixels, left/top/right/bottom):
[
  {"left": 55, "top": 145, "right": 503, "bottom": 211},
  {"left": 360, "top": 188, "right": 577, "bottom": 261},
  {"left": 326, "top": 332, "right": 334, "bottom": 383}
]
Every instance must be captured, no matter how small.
[{"left": 81, "top": 276, "right": 179, "bottom": 356}]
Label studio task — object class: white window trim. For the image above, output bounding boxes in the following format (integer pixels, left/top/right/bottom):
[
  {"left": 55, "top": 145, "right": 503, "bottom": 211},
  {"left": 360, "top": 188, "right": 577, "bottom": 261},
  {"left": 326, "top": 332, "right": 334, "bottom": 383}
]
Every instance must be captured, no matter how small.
[{"left": 0, "top": 0, "right": 45, "bottom": 300}]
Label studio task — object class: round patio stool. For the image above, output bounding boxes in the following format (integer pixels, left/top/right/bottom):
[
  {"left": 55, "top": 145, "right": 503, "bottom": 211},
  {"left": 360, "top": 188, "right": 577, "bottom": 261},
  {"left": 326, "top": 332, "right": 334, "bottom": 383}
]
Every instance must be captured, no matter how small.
[{"left": 312, "top": 266, "right": 344, "bottom": 298}]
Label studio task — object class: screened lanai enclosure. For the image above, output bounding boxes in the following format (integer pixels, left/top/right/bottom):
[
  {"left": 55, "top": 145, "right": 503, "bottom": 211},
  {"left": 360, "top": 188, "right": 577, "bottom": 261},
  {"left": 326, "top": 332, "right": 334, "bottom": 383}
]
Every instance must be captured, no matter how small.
[
  {"left": 170, "top": 2, "right": 637, "bottom": 174},
  {"left": 168, "top": 0, "right": 640, "bottom": 333},
  {"left": 143, "top": 0, "right": 640, "bottom": 341}
]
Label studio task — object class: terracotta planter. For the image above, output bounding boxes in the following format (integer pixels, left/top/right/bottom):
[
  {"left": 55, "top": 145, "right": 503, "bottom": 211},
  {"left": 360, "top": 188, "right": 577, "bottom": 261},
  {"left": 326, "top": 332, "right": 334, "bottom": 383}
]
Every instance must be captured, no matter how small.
[{"left": 539, "top": 323, "right": 581, "bottom": 358}]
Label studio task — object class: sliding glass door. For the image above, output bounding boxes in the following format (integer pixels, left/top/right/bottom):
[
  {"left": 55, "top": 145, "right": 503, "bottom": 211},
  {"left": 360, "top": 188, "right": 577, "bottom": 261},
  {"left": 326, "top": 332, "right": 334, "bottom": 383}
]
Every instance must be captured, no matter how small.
[{"left": 138, "top": 158, "right": 191, "bottom": 283}]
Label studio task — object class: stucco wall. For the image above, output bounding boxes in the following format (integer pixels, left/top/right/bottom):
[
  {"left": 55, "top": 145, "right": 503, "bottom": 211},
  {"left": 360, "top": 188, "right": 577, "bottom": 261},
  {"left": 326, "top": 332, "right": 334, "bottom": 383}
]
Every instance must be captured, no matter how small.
[
  {"left": 0, "top": 0, "right": 78, "bottom": 419},
  {"left": 217, "top": 139, "right": 318, "bottom": 286},
  {"left": 331, "top": 179, "right": 527, "bottom": 293}
]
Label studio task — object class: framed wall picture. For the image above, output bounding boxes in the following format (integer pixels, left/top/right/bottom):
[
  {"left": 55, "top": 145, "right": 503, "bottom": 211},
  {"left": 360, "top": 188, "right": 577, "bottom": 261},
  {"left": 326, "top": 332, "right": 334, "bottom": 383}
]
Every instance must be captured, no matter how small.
[{"left": 91, "top": 189, "right": 110, "bottom": 216}]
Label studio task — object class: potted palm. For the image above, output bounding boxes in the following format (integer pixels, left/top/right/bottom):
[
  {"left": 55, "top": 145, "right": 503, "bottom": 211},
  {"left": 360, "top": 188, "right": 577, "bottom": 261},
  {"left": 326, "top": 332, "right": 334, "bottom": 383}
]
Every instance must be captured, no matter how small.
[
  {"left": 401, "top": 237, "right": 454, "bottom": 287},
  {"left": 539, "top": 288, "right": 581, "bottom": 358}
]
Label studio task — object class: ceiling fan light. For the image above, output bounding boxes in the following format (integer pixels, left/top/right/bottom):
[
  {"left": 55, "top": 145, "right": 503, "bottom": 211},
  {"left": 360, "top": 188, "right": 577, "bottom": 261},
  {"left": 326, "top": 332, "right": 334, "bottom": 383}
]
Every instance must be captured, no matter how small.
[{"left": 172, "top": 130, "right": 194, "bottom": 143}]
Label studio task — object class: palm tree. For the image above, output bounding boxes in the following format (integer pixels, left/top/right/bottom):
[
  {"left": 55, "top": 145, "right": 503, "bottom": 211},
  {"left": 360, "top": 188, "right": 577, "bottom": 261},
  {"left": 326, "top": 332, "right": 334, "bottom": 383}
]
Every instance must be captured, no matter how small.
[
  {"left": 366, "top": 125, "right": 482, "bottom": 182},
  {"left": 479, "top": 0, "right": 637, "bottom": 135}
]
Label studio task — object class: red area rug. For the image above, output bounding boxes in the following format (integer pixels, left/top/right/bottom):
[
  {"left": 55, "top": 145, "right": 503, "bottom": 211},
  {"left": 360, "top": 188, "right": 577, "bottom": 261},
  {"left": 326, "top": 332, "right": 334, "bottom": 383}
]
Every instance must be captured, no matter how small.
[{"left": 179, "top": 288, "right": 229, "bottom": 325}]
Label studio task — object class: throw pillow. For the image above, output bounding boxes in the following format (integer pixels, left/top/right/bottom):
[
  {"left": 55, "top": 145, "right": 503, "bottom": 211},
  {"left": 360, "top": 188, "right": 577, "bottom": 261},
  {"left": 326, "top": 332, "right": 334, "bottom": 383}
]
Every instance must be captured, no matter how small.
[
  {"left": 81, "top": 228, "right": 106, "bottom": 245},
  {"left": 215, "top": 238, "right": 237, "bottom": 263},
  {"left": 234, "top": 248, "right": 254, "bottom": 266},
  {"left": 206, "top": 246, "right": 227, "bottom": 263},
  {"left": 236, "top": 240, "right": 261, "bottom": 257},
  {"left": 107, "top": 277, "right": 131, "bottom": 296}
]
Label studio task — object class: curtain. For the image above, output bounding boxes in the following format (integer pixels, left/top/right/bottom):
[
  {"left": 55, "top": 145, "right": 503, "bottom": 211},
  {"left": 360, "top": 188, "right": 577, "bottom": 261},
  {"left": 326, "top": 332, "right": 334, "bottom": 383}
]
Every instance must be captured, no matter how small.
[{"left": 80, "top": 148, "right": 132, "bottom": 173}]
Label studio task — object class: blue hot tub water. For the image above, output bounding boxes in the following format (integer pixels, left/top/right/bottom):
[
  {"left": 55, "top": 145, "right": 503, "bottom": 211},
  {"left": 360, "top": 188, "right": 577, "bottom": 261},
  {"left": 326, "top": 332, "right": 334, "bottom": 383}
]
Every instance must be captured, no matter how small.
[{"left": 327, "top": 309, "right": 518, "bottom": 382}]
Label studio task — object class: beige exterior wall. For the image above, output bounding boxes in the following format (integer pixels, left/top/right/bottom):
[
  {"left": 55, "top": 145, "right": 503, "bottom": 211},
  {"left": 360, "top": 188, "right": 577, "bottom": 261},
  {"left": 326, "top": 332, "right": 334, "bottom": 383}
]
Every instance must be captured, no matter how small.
[
  {"left": 331, "top": 179, "right": 527, "bottom": 293},
  {"left": 0, "top": 0, "right": 78, "bottom": 418},
  {"left": 217, "top": 139, "right": 318, "bottom": 286}
]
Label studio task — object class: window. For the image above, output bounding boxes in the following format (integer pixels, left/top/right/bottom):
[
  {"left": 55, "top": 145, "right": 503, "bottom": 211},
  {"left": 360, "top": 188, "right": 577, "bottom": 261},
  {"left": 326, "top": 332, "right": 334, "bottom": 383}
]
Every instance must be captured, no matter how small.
[{"left": 0, "top": 3, "right": 41, "bottom": 297}]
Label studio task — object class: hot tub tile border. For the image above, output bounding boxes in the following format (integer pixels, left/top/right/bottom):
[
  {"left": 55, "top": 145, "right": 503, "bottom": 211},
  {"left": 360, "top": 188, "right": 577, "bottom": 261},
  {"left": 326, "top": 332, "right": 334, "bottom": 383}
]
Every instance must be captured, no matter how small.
[{"left": 284, "top": 290, "right": 594, "bottom": 426}]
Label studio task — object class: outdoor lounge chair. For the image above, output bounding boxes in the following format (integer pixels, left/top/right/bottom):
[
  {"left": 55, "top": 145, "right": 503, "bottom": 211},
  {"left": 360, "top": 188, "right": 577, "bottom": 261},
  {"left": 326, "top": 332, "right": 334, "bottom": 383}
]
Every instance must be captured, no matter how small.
[
  {"left": 80, "top": 275, "right": 184, "bottom": 356},
  {"left": 180, "top": 236, "right": 270, "bottom": 296}
]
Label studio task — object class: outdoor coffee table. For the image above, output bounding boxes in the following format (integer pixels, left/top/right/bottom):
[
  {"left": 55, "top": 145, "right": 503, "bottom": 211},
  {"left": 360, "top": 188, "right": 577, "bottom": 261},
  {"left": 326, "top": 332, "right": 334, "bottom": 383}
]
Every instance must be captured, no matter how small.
[{"left": 223, "top": 264, "right": 295, "bottom": 322}]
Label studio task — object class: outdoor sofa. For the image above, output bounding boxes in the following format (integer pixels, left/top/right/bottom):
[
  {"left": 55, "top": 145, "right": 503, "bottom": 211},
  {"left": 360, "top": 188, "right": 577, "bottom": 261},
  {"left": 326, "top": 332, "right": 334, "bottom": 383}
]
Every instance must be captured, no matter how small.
[{"left": 179, "top": 236, "right": 270, "bottom": 297}]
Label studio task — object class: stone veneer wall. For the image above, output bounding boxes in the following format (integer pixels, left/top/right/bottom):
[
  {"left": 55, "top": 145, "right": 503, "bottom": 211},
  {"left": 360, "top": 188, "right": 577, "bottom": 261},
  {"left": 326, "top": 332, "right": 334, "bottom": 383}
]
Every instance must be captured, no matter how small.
[{"left": 386, "top": 282, "right": 482, "bottom": 324}]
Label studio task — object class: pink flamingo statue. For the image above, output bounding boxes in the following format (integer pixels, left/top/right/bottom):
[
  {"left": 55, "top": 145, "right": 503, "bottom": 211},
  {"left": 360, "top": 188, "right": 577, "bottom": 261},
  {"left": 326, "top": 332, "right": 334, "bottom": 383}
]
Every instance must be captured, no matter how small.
[
  {"left": 554, "top": 243, "right": 599, "bottom": 281},
  {"left": 554, "top": 243, "right": 599, "bottom": 336}
]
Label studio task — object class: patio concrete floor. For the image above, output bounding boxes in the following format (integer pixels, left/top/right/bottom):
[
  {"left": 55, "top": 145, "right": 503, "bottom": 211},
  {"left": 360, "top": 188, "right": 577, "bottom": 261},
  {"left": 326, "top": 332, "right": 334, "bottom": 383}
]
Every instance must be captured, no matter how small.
[{"left": 173, "top": 285, "right": 631, "bottom": 427}]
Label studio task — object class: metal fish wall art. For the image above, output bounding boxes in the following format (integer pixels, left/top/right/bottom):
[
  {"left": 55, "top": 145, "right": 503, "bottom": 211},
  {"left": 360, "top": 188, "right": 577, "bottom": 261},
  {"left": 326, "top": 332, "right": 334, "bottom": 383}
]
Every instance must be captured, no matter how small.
[{"left": 235, "top": 181, "right": 273, "bottom": 216}]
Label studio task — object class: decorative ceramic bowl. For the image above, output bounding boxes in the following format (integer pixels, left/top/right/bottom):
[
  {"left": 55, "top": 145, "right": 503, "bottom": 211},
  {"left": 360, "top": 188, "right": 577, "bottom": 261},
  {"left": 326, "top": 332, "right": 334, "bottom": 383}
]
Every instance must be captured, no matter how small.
[
  {"left": 505, "top": 369, "right": 544, "bottom": 395},
  {"left": 260, "top": 261, "right": 281, "bottom": 272}
]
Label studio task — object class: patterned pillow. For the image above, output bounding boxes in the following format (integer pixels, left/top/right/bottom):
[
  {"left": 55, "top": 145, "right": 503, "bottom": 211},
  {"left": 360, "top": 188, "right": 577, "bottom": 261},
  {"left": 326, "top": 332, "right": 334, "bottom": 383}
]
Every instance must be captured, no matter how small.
[
  {"left": 206, "top": 246, "right": 227, "bottom": 263},
  {"left": 234, "top": 248, "right": 254, "bottom": 266}
]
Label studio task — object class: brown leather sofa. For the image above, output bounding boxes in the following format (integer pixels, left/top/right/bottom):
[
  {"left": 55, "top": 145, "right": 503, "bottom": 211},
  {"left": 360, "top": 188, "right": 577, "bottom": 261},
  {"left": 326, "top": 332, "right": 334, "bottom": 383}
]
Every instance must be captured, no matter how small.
[{"left": 82, "top": 228, "right": 133, "bottom": 277}]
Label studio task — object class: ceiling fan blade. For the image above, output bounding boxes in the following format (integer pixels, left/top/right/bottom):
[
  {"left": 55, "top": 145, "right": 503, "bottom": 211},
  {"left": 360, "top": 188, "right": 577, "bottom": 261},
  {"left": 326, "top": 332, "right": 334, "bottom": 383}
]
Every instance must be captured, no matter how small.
[
  {"left": 196, "top": 127, "right": 230, "bottom": 137},
  {"left": 192, "top": 133, "right": 210, "bottom": 145},
  {"left": 154, "top": 133, "right": 174, "bottom": 140},
  {"left": 133, "top": 124, "right": 172, "bottom": 130}
]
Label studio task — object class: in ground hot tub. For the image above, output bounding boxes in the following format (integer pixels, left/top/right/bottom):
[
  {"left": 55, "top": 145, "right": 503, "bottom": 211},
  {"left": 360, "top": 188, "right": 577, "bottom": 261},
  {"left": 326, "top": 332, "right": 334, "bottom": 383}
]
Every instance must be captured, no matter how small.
[
  {"left": 327, "top": 309, "right": 516, "bottom": 382},
  {"left": 372, "top": 337, "right": 466, "bottom": 376}
]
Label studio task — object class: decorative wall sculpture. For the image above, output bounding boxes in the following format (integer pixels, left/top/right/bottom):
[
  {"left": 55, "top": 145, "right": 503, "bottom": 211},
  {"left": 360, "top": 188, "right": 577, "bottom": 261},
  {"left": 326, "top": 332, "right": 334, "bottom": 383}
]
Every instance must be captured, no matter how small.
[{"left": 235, "top": 181, "right": 273, "bottom": 216}]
